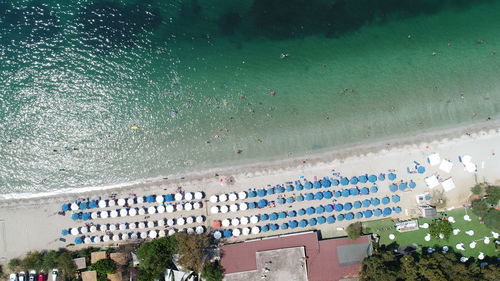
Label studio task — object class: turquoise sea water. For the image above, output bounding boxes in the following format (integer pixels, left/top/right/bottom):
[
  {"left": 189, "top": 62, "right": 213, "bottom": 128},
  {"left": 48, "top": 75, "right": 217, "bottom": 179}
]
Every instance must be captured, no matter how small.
[{"left": 1, "top": 0, "right": 499, "bottom": 193}]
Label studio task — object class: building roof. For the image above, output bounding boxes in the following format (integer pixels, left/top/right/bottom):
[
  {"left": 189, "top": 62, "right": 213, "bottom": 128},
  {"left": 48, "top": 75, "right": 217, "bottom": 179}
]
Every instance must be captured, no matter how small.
[
  {"left": 220, "top": 231, "right": 372, "bottom": 281},
  {"left": 73, "top": 257, "right": 87, "bottom": 270},
  {"left": 107, "top": 272, "right": 122, "bottom": 281},
  {"left": 110, "top": 252, "right": 129, "bottom": 266},
  {"left": 91, "top": 251, "right": 107, "bottom": 264},
  {"left": 81, "top": 271, "right": 97, "bottom": 281},
  {"left": 420, "top": 205, "right": 437, "bottom": 218}
]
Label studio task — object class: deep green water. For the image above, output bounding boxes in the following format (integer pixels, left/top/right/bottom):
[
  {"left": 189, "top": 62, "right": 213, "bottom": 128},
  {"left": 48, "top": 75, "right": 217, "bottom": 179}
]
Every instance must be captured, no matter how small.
[{"left": 1, "top": 0, "right": 499, "bottom": 193}]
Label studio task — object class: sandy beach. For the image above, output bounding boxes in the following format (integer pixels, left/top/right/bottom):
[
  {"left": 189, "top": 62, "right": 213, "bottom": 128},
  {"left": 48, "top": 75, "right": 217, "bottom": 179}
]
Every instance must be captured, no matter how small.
[{"left": 1, "top": 119, "right": 500, "bottom": 263}]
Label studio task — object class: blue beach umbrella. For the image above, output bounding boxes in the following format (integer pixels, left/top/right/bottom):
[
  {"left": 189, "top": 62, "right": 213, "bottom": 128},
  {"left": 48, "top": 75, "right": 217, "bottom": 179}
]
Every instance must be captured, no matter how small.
[
  {"left": 354, "top": 201, "right": 362, "bottom": 209},
  {"left": 82, "top": 213, "right": 91, "bottom": 221},
  {"left": 165, "top": 194, "right": 174, "bottom": 202},
  {"left": 337, "top": 214, "right": 345, "bottom": 221},
  {"left": 361, "top": 187, "right": 369, "bottom": 195},
  {"left": 288, "top": 210, "right": 297, "bottom": 217},
  {"left": 371, "top": 198, "right": 380, "bottom": 206},
  {"left": 258, "top": 199, "right": 268, "bottom": 208},
  {"left": 409, "top": 181, "right": 416, "bottom": 189},
  {"left": 344, "top": 203, "right": 353, "bottom": 211},
  {"left": 356, "top": 212, "right": 363, "bottom": 219},
  {"left": 314, "top": 192, "right": 323, "bottom": 200},
  {"left": 262, "top": 225, "right": 270, "bottom": 232},
  {"left": 368, "top": 175, "right": 377, "bottom": 183},
  {"left": 325, "top": 204, "right": 334, "bottom": 213},
  {"left": 340, "top": 177, "right": 349, "bottom": 186},
  {"left": 248, "top": 202, "right": 257, "bottom": 209},
  {"left": 362, "top": 199, "right": 371, "bottom": 208},
  {"left": 335, "top": 204, "right": 343, "bottom": 212},
  {"left": 277, "top": 186, "right": 285, "bottom": 193},
  {"left": 417, "top": 166, "right": 425, "bottom": 174},
  {"left": 296, "top": 184, "right": 304, "bottom": 191},
  {"left": 308, "top": 218, "right": 317, "bottom": 226},
  {"left": 298, "top": 208, "right": 306, "bottom": 216},
  {"left": 322, "top": 179, "right": 331, "bottom": 187},
  {"left": 71, "top": 213, "right": 79, "bottom": 221},
  {"left": 278, "top": 212, "right": 287, "bottom": 219},
  {"left": 374, "top": 209, "right": 382, "bottom": 217},
  {"left": 316, "top": 205, "right": 325, "bottom": 214},
  {"left": 88, "top": 201, "right": 98, "bottom": 209},
  {"left": 248, "top": 191, "right": 257, "bottom": 198},
  {"left": 299, "top": 219, "right": 308, "bottom": 227},
  {"left": 332, "top": 179, "right": 340, "bottom": 186},
  {"left": 281, "top": 223, "right": 289, "bottom": 230},
  {"left": 350, "top": 188, "right": 359, "bottom": 196},
  {"left": 350, "top": 177, "right": 359, "bottom": 185},
  {"left": 388, "top": 173, "right": 396, "bottom": 180},
  {"left": 79, "top": 202, "right": 87, "bottom": 210},
  {"left": 383, "top": 207, "right": 392, "bottom": 216},
  {"left": 392, "top": 195, "right": 400, "bottom": 203},
  {"left": 399, "top": 182, "right": 407, "bottom": 191},
  {"left": 61, "top": 204, "right": 70, "bottom": 211},
  {"left": 257, "top": 189, "right": 267, "bottom": 197},
  {"left": 305, "top": 193, "right": 314, "bottom": 201},
  {"left": 270, "top": 224, "right": 279, "bottom": 231},
  {"left": 323, "top": 191, "right": 333, "bottom": 199},
  {"left": 313, "top": 181, "right": 321, "bottom": 189},
  {"left": 382, "top": 197, "right": 390, "bottom": 205},
  {"left": 267, "top": 187, "right": 275, "bottom": 195},
  {"left": 425, "top": 195, "right": 431, "bottom": 200},
  {"left": 394, "top": 206, "right": 402, "bottom": 213},
  {"left": 389, "top": 184, "right": 398, "bottom": 192},
  {"left": 297, "top": 195, "right": 304, "bottom": 202},
  {"left": 317, "top": 216, "right": 326, "bottom": 224},
  {"left": 306, "top": 207, "right": 315, "bottom": 215},
  {"left": 359, "top": 175, "right": 368, "bottom": 183},
  {"left": 61, "top": 229, "right": 69, "bottom": 236},
  {"left": 305, "top": 182, "right": 313, "bottom": 190},
  {"left": 286, "top": 185, "right": 294, "bottom": 192},
  {"left": 224, "top": 229, "right": 233, "bottom": 237},
  {"left": 269, "top": 213, "right": 278, "bottom": 221},
  {"left": 342, "top": 190, "right": 350, "bottom": 197},
  {"left": 334, "top": 191, "right": 341, "bottom": 198},
  {"left": 261, "top": 214, "right": 269, "bottom": 221},
  {"left": 346, "top": 212, "right": 354, "bottom": 220},
  {"left": 370, "top": 185, "right": 378, "bottom": 193},
  {"left": 74, "top": 237, "right": 83, "bottom": 244},
  {"left": 287, "top": 197, "right": 294, "bottom": 204},
  {"left": 289, "top": 220, "right": 298, "bottom": 229},
  {"left": 364, "top": 210, "right": 373, "bottom": 218},
  {"left": 278, "top": 198, "right": 286, "bottom": 205},
  {"left": 327, "top": 216, "right": 336, "bottom": 224},
  {"left": 378, "top": 173, "right": 386, "bottom": 181},
  {"left": 146, "top": 195, "right": 155, "bottom": 203}
]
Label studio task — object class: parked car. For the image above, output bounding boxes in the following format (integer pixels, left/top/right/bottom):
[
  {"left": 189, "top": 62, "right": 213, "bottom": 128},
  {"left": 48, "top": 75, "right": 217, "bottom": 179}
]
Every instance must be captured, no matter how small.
[
  {"left": 18, "top": 271, "right": 26, "bottom": 281},
  {"left": 28, "top": 270, "right": 36, "bottom": 281},
  {"left": 50, "top": 269, "right": 58, "bottom": 281},
  {"left": 9, "top": 273, "right": 18, "bottom": 281},
  {"left": 37, "top": 271, "right": 46, "bottom": 281}
]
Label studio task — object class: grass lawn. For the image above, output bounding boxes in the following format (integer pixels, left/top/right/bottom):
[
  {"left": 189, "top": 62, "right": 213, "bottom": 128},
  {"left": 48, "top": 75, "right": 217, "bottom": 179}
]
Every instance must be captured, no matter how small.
[{"left": 362, "top": 208, "right": 498, "bottom": 258}]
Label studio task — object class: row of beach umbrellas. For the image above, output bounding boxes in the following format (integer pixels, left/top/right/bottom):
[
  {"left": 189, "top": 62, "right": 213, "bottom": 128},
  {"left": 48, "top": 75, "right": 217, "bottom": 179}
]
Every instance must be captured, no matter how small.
[{"left": 389, "top": 181, "right": 417, "bottom": 192}]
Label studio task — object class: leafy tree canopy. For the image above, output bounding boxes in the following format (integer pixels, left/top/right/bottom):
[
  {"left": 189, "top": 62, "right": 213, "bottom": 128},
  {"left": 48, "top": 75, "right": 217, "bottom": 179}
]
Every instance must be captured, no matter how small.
[
  {"left": 346, "top": 222, "right": 363, "bottom": 240},
  {"left": 175, "top": 232, "right": 212, "bottom": 273},
  {"left": 472, "top": 199, "right": 491, "bottom": 217},
  {"left": 483, "top": 209, "right": 500, "bottom": 231},
  {"left": 136, "top": 237, "right": 177, "bottom": 280},
  {"left": 201, "top": 260, "right": 224, "bottom": 281},
  {"left": 429, "top": 219, "right": 453, "bottom": 240},
  {"left": 89, "top": 259, "right": 116, "bottom": 274},
  {"left": 485, "top": 185, "right": 500, "bottom": 205}
]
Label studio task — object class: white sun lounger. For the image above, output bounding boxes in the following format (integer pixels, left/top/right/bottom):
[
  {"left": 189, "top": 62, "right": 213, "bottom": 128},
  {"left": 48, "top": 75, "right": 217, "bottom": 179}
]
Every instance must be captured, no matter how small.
[
  {"left": 427, "top": 153, "right": 441, "bottom": 166},
  {"left": 441, "top": 178, "right": 456, "bottom": 191},
  {"left": 439, "top": 160, "right": 453, "bottom": 173},
  {"left": 425, "top": 175, "right": 440, "bottom": 188}
]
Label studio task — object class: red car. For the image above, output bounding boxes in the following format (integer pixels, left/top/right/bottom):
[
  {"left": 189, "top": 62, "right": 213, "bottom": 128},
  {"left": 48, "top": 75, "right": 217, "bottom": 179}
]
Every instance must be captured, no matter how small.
[{"left": 37, "top": 272, "right": 46, "bottom": 281}]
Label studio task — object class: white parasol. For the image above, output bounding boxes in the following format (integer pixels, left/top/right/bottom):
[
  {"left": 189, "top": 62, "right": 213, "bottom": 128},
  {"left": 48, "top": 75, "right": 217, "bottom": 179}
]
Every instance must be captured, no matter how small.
[
  {"left": 127, "top": 198, "right": 135, "bottom": 205},
  {"left": 220, "top": 205, "right": 229, "bottom": 213},
  {"left": 100, "top": 224, "right": 108, "bottom": 231},
  {"left": 138, "top": 222, "right": 146, "bottom": 229},
  {"left": 251, "top": 226, "right": 260, "bottom": 234},
  {"left": 110, "top": 210, "right": 118, "bottom": 218},
  {"left": 185, "top": 192, "right": 193, "bottom": 201},
  {"left": 242, "top": 227, "right": 250, "bottom": 235},
  {"left": 177, "top": 217, "right": 185, "bottom": 225},
  {"left": 91, "top": 212, "right": 98, "bottom": 219},
  {"left": 168, "top": 229, "right": 176, "bottom": 236},
  {"left": 70, "top": 228, "right": 79, "bottom": 235},
  {"left": 187, "top": 228, "right": 195, "bottom": 235},
  {"left": 129, "top": 208, "right": 137, "bottom": 216},
  {"left": 210, "top": 206, "right": 220, "bottom": 214},
  {"left": 213, "top": 231, "right": 222, "bottom": 239},
  {"left": 90, "top": 226, "right": 97, "bottom": 233},
  {"left": 100, "top": 211, "right": 109, "bottom": 219},
  {"left": 176, "top": 203, "right": 184, "bottom": 211},
  {"left": 156, "top": 195, "right": 164, "bottom": 203},
  {"left": 157, "top": 205, "right": 165, "bottom": 213},
  {"left": 196, "top": 216, "right": 205, "bottom": 223},
  {"left": 120, "top": 209, "right": 128, "bottom": 217},
  {"left": 240, "top": 216, "right": 249, "bottom": 225},
  {"left": 93, "top": 236, "right": 101, "bottom": 243},
  {"left": 108, "top": 199, "right": 116, "bottom": 207},
  {"left": 129, "top": 222, "right": 136, "bottom": 230},
  {"left": 80, "top": 226, "right": 88, "bottom": 234},
  {"left": 194, "top": 192, "right": 204, "bottom": 199},
  {"left": 193, "top": 202, "right": 202, "bottom": 209},
  {"left": 147, "top": 221, "right": 155, "bottom": 228},
  {"left": 109, "top": 224, "right": 117, "bottom": 231},
  {"left": 195, "top": 226, "right": 205, "bottom": 234},
  {"left": 98, "top": 200, "right": 107, "bottom": 208},
  {"left": 149, "top": 230, "right": 157, "bottom": 239},
  {"left": 219, "top": 194, "right": 228, "bottom": 202},
  {"left": 148, "top": 206, "right": 156, "bottom": 214},
  {"left": 209, "top": 195, "right": 218, "bottom": 203},
  {"left": 130, "top": 232, "right": 138, "bottom": 240},
  {"left": 229, "top": 204, "right": 239, "bottom": 212},
  {"left": 250, "top": 216, "right": 259, "bottom": 224},
  {"left": 119, "top": 223, "right": 127, "bottom": 230},
  {"left": 166, "top": 205, "right": 175, "bottom": 213},
  {"left": 167, "top": 218, "right": 175, "bottom": 226},
  {"left": 138, "top": 208, "right": 146, "bottom": 215},
  {"left": 158, "top": 230, "right": 166, "bottom": 237},
  {"left": 140, "top": 232, "right": 147, "bottom": 239},
  {"left": 137, "top": 196, "right": 144, "bottom": 204},
  {"left": 175, "top": 193, "right": 183, "bottom": 201},
  {"left": 231, "top": 218, "right": 240, "bottom": 226},
  {"left": 222, "top": 219, "right": 230, "bottom": 227},
  {"left": 239, "top": 203, "right": 248, "bottom": 211},
  {"left": 238, "top": 191, "right": 247, "bottom": 200},
  {"left": 117, "top": 198, "right": 126, "bottom": 206},
  {"left": 102, "top": 235, "right": 110, "bottom": 242},
  {"left": 186, "top": 216, "right": 194, "bottom": 224},
  {"left": 184, "top": 202, "right": 193, "bottom": 211},
  {"left": 71, "top": 203, "right": 79, "bottom": 211},
  {"left": 232, "top": 228, "right": 241, "bottom": 237},
  {"left": 158, "top": 219, "right": 165, "bottom": 227},
  {"left": 228, "top": 193, "right": 238, "bottom": 201}
]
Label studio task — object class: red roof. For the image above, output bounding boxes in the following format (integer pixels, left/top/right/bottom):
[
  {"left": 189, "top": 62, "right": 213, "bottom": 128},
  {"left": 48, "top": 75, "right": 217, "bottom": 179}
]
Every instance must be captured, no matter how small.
[{"left": 220, "top": 232, "right": 371, "bottom": 281}]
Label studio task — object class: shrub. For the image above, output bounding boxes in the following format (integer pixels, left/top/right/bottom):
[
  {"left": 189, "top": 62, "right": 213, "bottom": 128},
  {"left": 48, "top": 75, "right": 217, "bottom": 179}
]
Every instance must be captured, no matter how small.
[
  {"left": 21, "top": 251, "right": 44, "bottom": 270},
  {"left": 201, "top": 261, "right": 224, "bottom": 281},
  {"left": 346, "top": 222, "right": 363, "bottom": 240},
  {"left": 483, "top": 209, "right": 500, "bottom": 231},
  {"left": 175, "top": 232, "right": 211, "bottom": 273},
  {"left": 89, "top": 259, "right": 116, "bottom": 274},
  {"left": 137, "top": 237, "right": 176, "bottom": 280},
  {"left": 57, "top": 252, "right": 76, "bottom": 281},
  {"left": 485, "top": 185, "right": 500, "bottom": 205},
  {"left": 429, "top": 219, "right": 452, "bottom": 240},
  {"left": 472, "top": 199, "right": 490, "bottom": 218},
  {"left": 471, "top": 184, "right": 483, "bottom": 195},
  {"left": 8, "top": 258, "right": 21, "bottom": 271}
]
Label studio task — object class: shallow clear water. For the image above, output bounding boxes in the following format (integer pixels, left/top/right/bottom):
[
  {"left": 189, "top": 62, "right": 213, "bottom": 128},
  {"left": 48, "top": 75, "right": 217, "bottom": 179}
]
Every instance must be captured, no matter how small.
[{"left": 1, "top": 0, "right": 499, "bottom": 193}]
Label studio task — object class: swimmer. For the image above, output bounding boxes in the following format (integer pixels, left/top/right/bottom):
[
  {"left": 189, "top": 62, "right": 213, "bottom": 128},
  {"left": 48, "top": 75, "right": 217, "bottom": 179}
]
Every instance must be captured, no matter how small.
[
  {"left": 269, "top": 90, "right": 277, "bottom": 96},
  {"left": 460, "top": 93, "right": 465, "bottom": 99},
  {"left": 432, "top": 51, "right": 437, "bottom": 56},
  {"left": 170, "top": 109, "right": 178, "bottom": 117},
  {"left": 280, "top": 53, "right": 289, "bottom": 59},
  {"left": 130, "top": 125, "right": 139, "bottom": 129},
  {"left": 407, "top": 34, "right": 412, "bottom": 39}
]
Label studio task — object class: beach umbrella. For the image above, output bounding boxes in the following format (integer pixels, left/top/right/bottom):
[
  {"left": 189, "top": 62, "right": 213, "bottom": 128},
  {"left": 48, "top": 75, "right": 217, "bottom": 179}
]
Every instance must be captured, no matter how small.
[
  {"left": 240, "top": 216, "right": 249, "bottom": 225},
  {"left": 350, "top": 177, "right": 359, "bottom": 185},
  {"left": 309, "top": 218, "right": 317, "bottom": 226},
  {"left": 136, "top": 196, "right": 144, "bottom": 204},
  {"left": 270, "top": 224, "right": 279, "bottom": 231},
  {"left": 195, "top": 226, "right": 205, "bottom": 234},
  {"left": 323, "top": 191, "right": 333, "bottom": 199},
  {"left": 164, "top": 205, "right": 174, "bottom": 213},
  {"left": 359, "top": 175, "right": 368, "bottom": 183},
  {"left": 299, "top": 219, "right": 308, "bottom": 227},
  {"left": 371, "top": 198, "right": 380, "bottom": 206},
  {"left": 166, "top": 219, "right": 175, "bottom": 227},
  {"left": 389, "top": 184, "right": 398, "bottom": 192},
  {"left": 361, "top": 187, "right": 369, "bottom": 195},
  {"left": 157, "top": 219, "right": 165, "bottom": 227},
  {"left": 138, "top": 207, "right": 146, "bottom": 215},
  {"left": 184, "top": 192, "right": 193, "bottom": 201},
  {"left": 219, "top": 194, "right": 228, "bottom": 202},
  {"left": 186, "top": 228, "right": 195, "bottom": 235},
  {"left": 117, "top": 198, "right": 126, "bottom": 206},
  {"left": 334, "top": 191, "right": 341, "bottom": 198},
  {"left": 315, "top": 192, "right": 323, "bottom": 200},
  {"left": 344, "top": 203, "right": 352, "bottom": 211},
  {"left": 248, "top": 191, "right": 257, "bottom": 198},
  {"left": 388, "top": 173, "right": 396, "bottom": 180},
  {"left": 93, "top": 236, "right": 102, "bottom": 243},
  {"left": 61, "top": 229, "right": 69, "bottom": 236},
  {"left": 346, "top": 212, "right": 354, "bottom": 220},
  {"left": 137, "top": 222, "right": 146, "bottom": 229},
  {"left": 174, "top": 193, "right": 183, "bottom": 201},
  {"left": 305, "top": 193, "right": 314, "bottom": 201},
  {"left": 368, "top": 175, "right": 377, "bottom": 183},
  {"left": 296, "top": 184, "right": 304, "bottom": 191},
  {"left": 316, "top": 205, "right": 325, "bottom": 214},
  {"left": 107, "top": 200, "right": 116, "bottom": 207},
  {"left": 288, "top": 210, "right": 297, "bottom": 217},
  {"left": 259, "top": 224, "right": 269, "bottom": 232},
  {"left": 341, "top": 177, "right": 349, "bottom": 186},
  {"left": 102, "top": 235, "right": 110, "bottom": 242},
  {"left": 394, "top": 206, "right": 402, "bottom": 213},
  {"left": 109, "top": 224, "right": 117, "bottom": 231},
  {"left": 370, "top": 185, "right": 378, "bottom": 193},
  {"left": 186, "top": 216, "right": 194, "bottom": 224},
  {"left": 81, "top": 226, "right": 89, "bottom": 234},
  {"left": 354, "top": 201, "right": 362, "bottom": 209},
  {"left": 305, "top": 182, "right": 313, "bottom": 190},
  {"left": 128, "top": 222, "right": 137, "bottom": 230},
  {"left": 383, "top": 207, "right": 392, "bottom": 216},
  {"left": 382, "top": 197, "right": 390, "bottom": 205},
  {"left": 100, "top": 224, "right": 108, "bottom": 231},
  {"left": 287, "top": 197, "right": 294, "bottom": 204},
  {"left": 61, "top": 203, "right": 70, "bottom": 211},
  {"left": 91, "top": 212, "right": 98, "bottom": 219},
  {"left": 278, "top": 212, "right": 287, "bottom": 219},
  {"left": 228, "top": 193, "right": 237, "bottom": 201},
  {"left": 261, "top": 214, "right": 269, "bottom": 221},
  {"left": 331, "top": 179, "right": 339, "bottom": 186},
  {"left": 399, "top": 182, "right": 407, "bottom": 191},
  {"left": 101, "top": 210, "right": 110, "bottom": 219},
  {"left": 374, "top": 209, "right": 382, "bottom": 217},
  {"left": 337, "top": 214, "right": 345, "bottom": 221},
  {"left": 239, "top": 202, "right": 248, "bottom": 211},
  {"left": 327, "top": 216, "right": 336, "bottom": 224},
  {"left": 335, "top": 204, "right": 344, "bottom": 212},
  {"left": 281, "top": 223, "right": 289, "bottom": 230},
  {"left": 146, "top": 195, "right": 154, "bottom": 203},
  {"left": 378, "top": 173, "right": 386, "bottom": 181},
  {"left": 177, "top": 217, "right": 186, "bottom": 226},
  {"left": 286, "top": 185, "right": 294, "bottom": 192},
  {"left": 417, "top": 166, "right": 425, "bottom": 174},
  {"left": 157, "top": 205, "right": 166, "bottom": 213},
  {"left": 147, "top": 206, "right": 156, "bottom": 214},
  {"left": 74, "top": 237, "right": 83, "bottom": 244},
  {"left": 162, "top": 194, "right": 173, "bottom": 202},
  {"left": 296, "top": 195, "right": 304, "bottom": 202},
  {"left": 89, "top": 201, "right": 98, "bottom": 209},
  {"left": 71, "top": 213, "right": 79, "bottom": 221},
  {"left": 168, "top": 229, "right": 176, "bottom": 236},
  {"left": 277, "top": 186, "right": 285, "bottom": 193},
  {"left": 157, "top": 230, "right": 166, "bottom": 238},
  {"left": 258, "top": 199, "right": 268, "bottom": 208},
  {"left": 289, "top": 220, "right": 298, "bottom": 229},
  {"left": 269, "top": 213, "right": 278, "bottom": 221},
  {"left": 243, "top": 227, "right": 252, "bottom": 236},
  {"left": 257, "top": 189, "right": 267, "bottom": 197},
  {"left": 210, "top": 206, "right": 220, "bottom": 214},
  {"left": 236, "top": 191, "right": 247, "bottom": 200},
  {"left": 322, "top": 179, "right": 331, "bottom": 187},
  {"left": 298, "top": 209, "right": 306, "bottom": 216},
  {"left": 148, "top": 230, "right": 158, "bottom": 239},
  {"left": 221, "top": 219, "right": 230, "bottom": 227},
  {"left": 110, "top": 210, "right": 118, "bottom": 218},
  {"left": 119, "top": 209, "right": 127, "bottom": 217},
  {"left": 277, "top": 198, "right": 286, "bottom": 205},
  {"left": 70, "top": 228, "right": 79, "bottom": 235},
  {"left": 212, "top": 230, "right": 222, "bottom": 239},
  {"left": 317, "top": 216, "right": 326, "bottom": 224},
  {"left": 79, "top": 202, "right": 87, "bottom": 210},
  {"left": 249, "top": 215, "right": 258, "bottom": 224},
  {"left": 356, "top": 212, "right": 363, "bottom": 219},
  {"left": 409, "top": 181, "right": 416, "bottom": 188},
  {"left": 231, "top": 218, "right": 240, "bottom": 226},
  {"left": 82, "top": 213, "right": 91, "bottom": 221},
  {"left": 112, "top": 234, "right": 120, "bottom": 241},
  {"left": 220, "top": 205, "right": 229, "bottom": 213},
  {"left": 306, "top": 207, "right": 315, "bottom": 215},
  {"left": 195, "top": 191, "right": 205, "bottom": 200},
  {"left": 229, "top": 204, "right": 239, "bottom": 212},
  {"left": 342, "top": 190, "right": 350, "bottom": 197},
  {"left": 196, "top": 216, "right": 205, "bottom": 224},
  {"left": 313, "top": 181, "right": 321, "bottom": 189},
  {"left": 325, "top": 204, "right": 334, "bottom": 213},
  {"left": 350, "top": 188, "right": 359, "bottom": 196},
  {"left": 267, "top": 187, "right": 275, "bottom": 195},
  {"left": 140, "top": 232, "right": 147, "bottom": 239},
  {"left": 209, "top": 195, "right": 218, "bottom": 203}
]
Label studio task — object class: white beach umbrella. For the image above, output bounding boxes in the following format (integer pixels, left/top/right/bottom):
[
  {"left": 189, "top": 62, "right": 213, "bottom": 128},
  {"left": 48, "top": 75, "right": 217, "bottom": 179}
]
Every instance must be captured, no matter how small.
[
  {"left": 175, "top": 193, "right": 183, "bottom": 201},
  {"left": 229, "top": 193, "right": 238, "bottom": 202},
  {"left": 240, "top": 216, "right": 249, "bottom": 225},
  {"left": 148, "top": 206, "right": 157, "bottom": 214},
  {"left": 229, "top": 204, "right": 239, "bottom": 212},
  {"left": 168, "top": 229, "right": 176, "bottom": 236},
  {"left": 100, "top": 211, "right": 109, "bottom": 219},
  {"left": 185, "top": 216, "right": 194, "bottom": 224},
  {"left": 129, "top": 222, "right": 136, "bottom": 230},
  {"left": 140, "top": 232, "right": 148, "bottom": 239},
  {"left": 138, "top": 208, "right": 146, "bottom": 215},
  {"left": 231, "top": 218, "right": 240, "bottom": 226},
  {"left": 138, "top": 222, "right": 146, "bottom": 229},
  {"left": 484, "top": 237, "right": 490, "bottom": 244},
  {"left": 492, "top": 232, "right": 499, "bottom": 239},
  {"left": 127, "top": 198, "right": 135, "bottom": 205},
  {"left": 424, "top": 234, "right": 431, "bottom": 241},
  {"left": 91, "top": 212, "right": 98, "bottom": 219},
  {"left": 177, "top": 217, "right": 185, "bottom": 225},
  {"left": 448, "top": 216, "right": 455, "bottom": 223},
  {"left": 157, "top": 205, "right": 165, "bottom": 214},
  {"left": 464, "top": 215, "right": 471, "bottom": 221},
  {"left": 242, "top": 227, "right": 250, "bottom": 236},
  {"left": 98, "top": 200, "right": 107, "bottom": 208},
  {"left": 184, "top": 202, "right": 193, "bottom": 211},
  {"left": 209, "top": 195, "right": 218, "bottom": 203},
  {"left": 187, "top": 228, "right": 195, "bottom": 235},
  {"left": 80, "top": 226, "right": 88, "bottom": 234},
  {"left": 90, "top": 226, "right": 97, "bottom": 233},
  {"left": 193, "top": 202, "right": 202, "bottom": 209},
  {"left": 156, "top": 195, "right": 164, "bottom": 203},
  {"left": 129, "top": 208, "right": 137, "bottom": 216},
  {"left": 251, "top": 226, "right": 260, "bottom": 235},
  {"left": 238, "top": 191, "right": 247, "bottom": 200},
  {"left": 220, "top": 205, "right": 229, "bottom": 213},
  {"left": 119, "top": 223, "right": 127, "bottom": 230},
  {"left": 185, "top": 192, "right": 193, "bottom": 201},
  {"left": 158, "top": 230, "right": 166, "bottom": 237},
  {"left": 137, "top": 196, "right": 144, "bottom": 204},
  {"left": 121, "top": 233, "right": 129, "bottom": 240},
  {"left": 194, "top": 192, "right": 203, "bottom": 199},
  {"left": 149, "top": 230, "right": 157, "bottom": 239},
  {"left": 130, "top": 232, "right": 138, "bottom": 240},
  {"left": 469, "top": 241, "right": 476, "bottom": 248},
  {"left": 453, "top": 229, "right": 460, "bottom": 235},
  {"left": 158, "top": 219, "right": 165, "bottom": 227},
  {"left": 100, "top": 224, "right": 108, "bottom": 231},
  {"left": 214, "top": 231, "right": 222, "bottom": 239},
  {"left": 84, "top": 237, "right": 92, "bottom": 244},
  {"left": 167, "top": 218, "right": 175, "bottom": 226},
  {"left": 93, "top": 236, "right": 101, "bottom": 243},
  {"left": 120, "top": 209, "right": 128, "bottom": 217},
  {"left": 147, "top": 221, "right": 155, "bottom": 228},
  {"left": 166, "top": 205, "right": 175, "bottom": 213},
  {"left": 109, "top": 224, "right": 117, "bottom": 231},
  {"left": 103, "top": 235, "right": 110, "bottom": 242},
  {"left": 250, "top": 216, "right": 259, "bottom": 224},
  {"left": 210, "top": 206, "right": 220, "bottom": 214},
  {"left": 219, "top": 194, "right": 228, "bottom": 202},
  {"left": 70, "top": 228, "right": 79, "bottom": 236},
  {"left": 466, "top": 230, "right": 474, "bottom": 236},
  {"left": 176, "top": 203, "right": 184, "bottom": 211},
  {"left": 117, "top": 198, "right": 126, "bottom": 206},
  {"left": 110, "top": 210, "right": 118, "bottom": 218},
  {"left": 196, "top": 216, "right": 205, "bottom": 223},
  {"left": 195, "top": 226, "right": 205, "bottom": 234},
  {"left": 239, "top": 202, "right": 248, "bottom": 211},
  {"left": 478, "top": 252, "right": 485, "bottom": 260},
  {"left": 389, "top": 234, "right": 395, "bottom": 240},
  {"left": 222, "top": 219, "right": 230, "bottom": 227},
  {"left": 71, "top": 203, "right": 79, "bottom": 211},
  {"left": 232, "top": 228, "right": 241, "bottom": 237},
  {"left": 108, "top": 199, "right": 116, "bottom": 207}
]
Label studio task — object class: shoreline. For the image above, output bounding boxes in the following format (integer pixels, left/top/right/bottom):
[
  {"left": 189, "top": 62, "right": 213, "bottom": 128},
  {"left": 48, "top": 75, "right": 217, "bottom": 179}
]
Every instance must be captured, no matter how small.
[{"left": 1, "top": 118, "right": 499, "bottom": 204}]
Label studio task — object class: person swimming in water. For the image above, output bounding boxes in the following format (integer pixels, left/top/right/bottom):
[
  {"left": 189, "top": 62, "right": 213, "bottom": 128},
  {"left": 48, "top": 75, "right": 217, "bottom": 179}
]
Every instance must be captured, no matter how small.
[{"left": 280, "top": 53, "right": 289, "bottom": 59}]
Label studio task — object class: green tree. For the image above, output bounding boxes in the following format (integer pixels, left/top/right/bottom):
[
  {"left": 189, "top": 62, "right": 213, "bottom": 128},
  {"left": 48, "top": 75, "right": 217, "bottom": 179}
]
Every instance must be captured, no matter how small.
[
  {"left": 359, "top": 251, "right": 399, "bottom": 281},
  {"left": 57, "top": 252, "right": 76, "bottom": 281},
  {"left": 175, "top": 232, "right": 211, "bottom": 273},
  {"left": 8, "top": 258, "right": 21, "bottom": 271},
  {"left": 428, "top": 219, "right": 452, "bottom": 240},
  {"left": 485, "top": 185, "right": 500, "bottom": 205},
  {"left": 137, "top": 237, "right": 176, "bottom": 280},
  {"left": 346, "top": 222, "right": 362, "bottom": 240},
  {"left": 201, "top": 261, "right": 223, "bottom": 281},
  {"left": 42, "top": 250, "right": 60, "bottom": 272},
  {"left": 22, "top": 251, "right": 44, "bottom": 270},
  {"left": 472, "top": 199, "right": 491, "bottom": 217},
  {"left": 89, "top": 259, "right": 116, "bottom": 274},
  {"left": 400, "top": 255, "right": 419, "bottom": 280},
  {"left": 471, "top": 184, "right": 483, "bottom": 195},
  {"left": 483, "top": 209, "right": 500, "bottom": 230}
]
